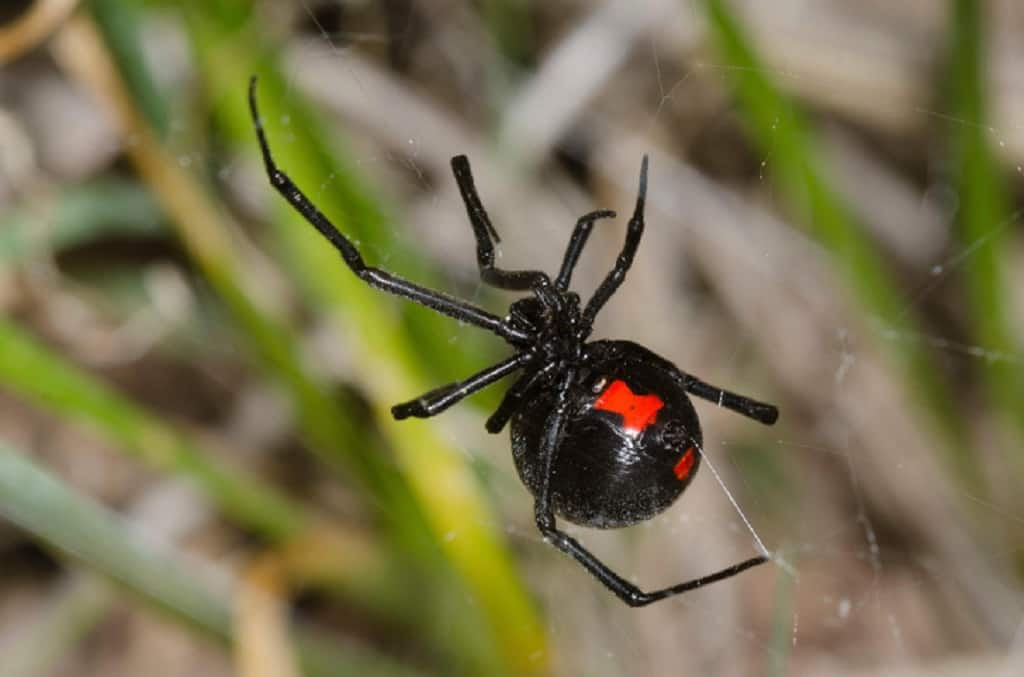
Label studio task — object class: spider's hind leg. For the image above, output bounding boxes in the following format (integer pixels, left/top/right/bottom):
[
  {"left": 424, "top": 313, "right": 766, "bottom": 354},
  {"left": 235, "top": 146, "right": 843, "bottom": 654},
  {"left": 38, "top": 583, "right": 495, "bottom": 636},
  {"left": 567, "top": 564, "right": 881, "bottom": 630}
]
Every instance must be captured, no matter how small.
[
  {"left": 535, "top": 512, "right": 768, "bottom": 606},
  {"left": 681, "top": 373, "right": 779, "bottom": 425},
  {"left": 531, "top": 365, "right": 768, "bottom": 606}
]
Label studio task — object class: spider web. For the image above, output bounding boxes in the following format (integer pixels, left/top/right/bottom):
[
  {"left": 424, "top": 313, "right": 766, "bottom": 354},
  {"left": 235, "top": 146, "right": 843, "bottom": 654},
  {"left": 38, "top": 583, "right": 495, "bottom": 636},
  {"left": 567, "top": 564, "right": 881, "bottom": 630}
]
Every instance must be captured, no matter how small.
[
  {"left": 4, "top": 0, "right": 1024, "bottom": 675},
  {"left": 265, "top": 1, "right": 1024, "bottom": 675}
]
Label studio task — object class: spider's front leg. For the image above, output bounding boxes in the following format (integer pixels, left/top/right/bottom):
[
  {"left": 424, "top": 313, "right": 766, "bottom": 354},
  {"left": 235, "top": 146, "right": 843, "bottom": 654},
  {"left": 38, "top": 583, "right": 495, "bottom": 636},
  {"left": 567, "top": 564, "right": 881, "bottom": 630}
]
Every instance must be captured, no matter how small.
[
  {"left": 248, "top": 78, "right": 530, "bottom": 345},
  {"left": 450, "top": 156, "right": 551, "bottom": 290},
  {"left": 580, "top": 156, "right": 648, "bottom": 332},
  {"left": 484, "top": 362, "right": 555, "bottom": 433},
  {"left": 391, "top": 354, "right": 528, "bottom": 420},
  {"left": 555, "top": 210, "right": 616, "bottom": 291}
]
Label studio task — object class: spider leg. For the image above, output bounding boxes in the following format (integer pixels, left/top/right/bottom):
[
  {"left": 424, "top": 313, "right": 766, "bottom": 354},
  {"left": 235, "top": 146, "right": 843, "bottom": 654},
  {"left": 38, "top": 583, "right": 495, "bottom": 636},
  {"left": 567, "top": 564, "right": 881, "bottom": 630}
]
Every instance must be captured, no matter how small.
[
  {"left": 248, "top": 78, "right": 530, "bottom": 345},
  {"left": 532, "top": 367, "right": 767, "bottom": 607},
  {"left": 554, "top": 209, "right": 616, "bottom": 291},
  {"left": 681, "top": 373, "right": 779, "bottom": 425},
  {"left": 391, "top": 353, "right": 528, "bottom": 420},
  {"left": 484, "top": 362, "right": 556, "bottom": 433},
  {"left": 536, "top": 524, "right": 767, "bottom": 607},
  {"left": 450, "top": 156, "right": 552, "bottom": 291},
  {"left": 580, "top": 156, "right": 648, "bottom": 332}
]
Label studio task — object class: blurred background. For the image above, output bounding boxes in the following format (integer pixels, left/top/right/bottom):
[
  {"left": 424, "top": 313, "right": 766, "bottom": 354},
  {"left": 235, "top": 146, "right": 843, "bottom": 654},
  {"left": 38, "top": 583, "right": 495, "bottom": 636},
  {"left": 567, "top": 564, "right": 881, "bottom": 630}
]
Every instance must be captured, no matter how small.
[{"left": 1, "top": 1, "right": 1023, "bottom": 675}]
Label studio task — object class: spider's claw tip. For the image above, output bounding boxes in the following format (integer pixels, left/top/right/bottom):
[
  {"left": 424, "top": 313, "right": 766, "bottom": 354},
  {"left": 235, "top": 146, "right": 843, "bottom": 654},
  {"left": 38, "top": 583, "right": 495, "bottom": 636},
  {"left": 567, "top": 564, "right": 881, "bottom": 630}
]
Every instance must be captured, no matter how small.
[
  {"left": 392, "top": 401, "right": 430, "bottom": 420},
  {"left": 247, "top": 77, "right": 261, "bottom": 122},
  {"left": 637, "top": 155, "right": 649, "bottom": 199},
  {"left": 759, "top": 405, "right": 779, "bottom": 426}
]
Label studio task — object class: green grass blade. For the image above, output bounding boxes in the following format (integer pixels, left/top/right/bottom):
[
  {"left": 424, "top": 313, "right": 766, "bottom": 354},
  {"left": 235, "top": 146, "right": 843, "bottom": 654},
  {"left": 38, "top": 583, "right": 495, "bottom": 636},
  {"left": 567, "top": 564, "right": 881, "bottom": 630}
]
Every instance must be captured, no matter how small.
[
  {"left": 0, "top": 317, "right": 306, "bottom": 540},
  {"left": 210, "top": 63, "right": 547, "bottom": 677},
  {"left": 89, "top": 0, "right": 170, "bottom": 136},
  {"left": 0, "top": 441, "right": 429, "bottom": 677},
  {"left": 208, "top": 63, "right": 547, "bottom": 677},
  {"left": 701, "top": 0, "right": 974, "bottom": 482},
  {"left": 84, "top": 2, "right": 546, "bottom": 672},
  {"left": 77, "top": 0, "right": 380, "bottom": 497},
  {"left": 0, "top": 441, "right": 231, "bottom": 636},
  {"left": 946, "top": 0, "right": 1024, "bottom": 455},
  {"left": 74, "top": 1, "right": 439, "bottom": 575}
]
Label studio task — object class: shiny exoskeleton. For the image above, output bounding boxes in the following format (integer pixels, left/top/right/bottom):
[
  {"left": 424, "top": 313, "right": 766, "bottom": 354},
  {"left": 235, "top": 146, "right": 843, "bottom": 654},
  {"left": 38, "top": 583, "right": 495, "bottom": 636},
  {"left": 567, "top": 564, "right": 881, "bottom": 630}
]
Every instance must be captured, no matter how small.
[
  {"left": 512, "top": 340, "right": 704, "bottom": 529},
  {"left": 249, "top": 76, "right": 779, "bottom": 607}
]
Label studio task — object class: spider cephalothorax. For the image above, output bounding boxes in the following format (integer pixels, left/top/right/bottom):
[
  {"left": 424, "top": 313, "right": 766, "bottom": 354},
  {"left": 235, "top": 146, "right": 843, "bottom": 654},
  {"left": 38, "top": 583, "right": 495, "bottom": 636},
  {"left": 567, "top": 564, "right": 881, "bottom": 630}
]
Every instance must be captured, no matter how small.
[{"left": 249, "top": 77, "right": 778, "bottom": 606}]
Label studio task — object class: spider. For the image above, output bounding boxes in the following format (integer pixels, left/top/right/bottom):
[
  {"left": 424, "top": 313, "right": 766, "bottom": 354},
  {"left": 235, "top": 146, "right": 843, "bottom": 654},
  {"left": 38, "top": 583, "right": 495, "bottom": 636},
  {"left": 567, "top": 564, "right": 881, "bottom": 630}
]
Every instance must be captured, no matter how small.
[{"left": 248, "top": 77, "right": 778, "bottom": 607}]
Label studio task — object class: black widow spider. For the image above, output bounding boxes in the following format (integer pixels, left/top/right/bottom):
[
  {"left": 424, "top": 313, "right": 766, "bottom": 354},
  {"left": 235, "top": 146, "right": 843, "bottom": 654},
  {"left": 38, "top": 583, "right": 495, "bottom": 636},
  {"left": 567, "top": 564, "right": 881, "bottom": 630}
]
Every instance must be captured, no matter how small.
[{"left": 248, "top": 77, "right": 778, "bottom": 607}]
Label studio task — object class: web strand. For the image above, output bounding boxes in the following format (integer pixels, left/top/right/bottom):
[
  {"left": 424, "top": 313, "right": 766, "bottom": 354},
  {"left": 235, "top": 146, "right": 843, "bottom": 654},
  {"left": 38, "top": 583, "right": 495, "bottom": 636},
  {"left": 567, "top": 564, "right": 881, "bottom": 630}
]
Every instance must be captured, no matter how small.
[{"left": 696, "top": 441, "right": 796, "bottom": 577}]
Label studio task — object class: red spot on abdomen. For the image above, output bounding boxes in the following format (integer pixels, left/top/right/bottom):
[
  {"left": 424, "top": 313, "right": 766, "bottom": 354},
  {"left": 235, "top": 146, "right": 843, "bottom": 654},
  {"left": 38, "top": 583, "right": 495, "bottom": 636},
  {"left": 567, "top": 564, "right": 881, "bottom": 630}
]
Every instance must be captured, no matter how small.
[
  {"left": 593, "top": 379, "right": 664, "bottom": 435},
  {"left": 673, "top": 447, "right": 695, "bottom": 481}
]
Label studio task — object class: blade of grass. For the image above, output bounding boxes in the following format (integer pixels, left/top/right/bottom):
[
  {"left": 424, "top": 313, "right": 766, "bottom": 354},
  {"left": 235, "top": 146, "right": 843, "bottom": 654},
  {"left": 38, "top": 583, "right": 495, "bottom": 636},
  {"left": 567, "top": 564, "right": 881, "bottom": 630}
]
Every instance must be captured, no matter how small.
[
  {"left": 54, "top": 9, "right": 439, "bottom": 599},
  {"left": 0, "top": 316, "right": 415, "bottom": 620},
  {"left": 69, "top": 3, "right": 480, "bottom": 576},
  {"left": 205, "top": 54, "right": 548, "bottom": 677},
  {"left": 0, "top": 316, "right": 305, "bottom": 539},
  {"left": 89, "top": 0, "right": 169, "bottom": 136},
  {"left": 175, "top": 4, "right": 547, "bottom": 673},
  {"left": 52, "top": 12, "right": 385, "bottom": 495},
  {"left": 701, "top": 0, "right": 976, "bottom": 486},
  {"left": 71, "top": 4, "right": 545, "bottom": 672},
  {"left": 0, "top": 441, "right": 430, "bottom": 677},
  {"left": 0, "top": 441, "right": 231, "bottom": 637},
  {"left": 945, "top": 0, "right": 1024, "bottom": 465}
]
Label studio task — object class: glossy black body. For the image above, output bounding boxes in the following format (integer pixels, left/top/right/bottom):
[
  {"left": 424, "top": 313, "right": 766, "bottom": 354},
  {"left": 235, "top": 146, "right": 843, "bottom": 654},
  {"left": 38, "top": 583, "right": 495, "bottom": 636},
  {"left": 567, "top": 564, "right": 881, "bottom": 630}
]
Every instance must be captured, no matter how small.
[
  {"left": 249, "top": 75, "right": 778, "bottom": 605},
  {"left": 512, "top": 340, "right": 701, "bottom": 528}
]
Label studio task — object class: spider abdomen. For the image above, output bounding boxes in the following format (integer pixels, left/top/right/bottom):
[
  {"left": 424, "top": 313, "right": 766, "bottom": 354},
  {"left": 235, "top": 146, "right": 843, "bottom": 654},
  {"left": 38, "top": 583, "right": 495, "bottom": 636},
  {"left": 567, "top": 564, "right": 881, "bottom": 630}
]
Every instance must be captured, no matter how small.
[{"left": 511, "top": 340, "right": 702, "bottom": 528}]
